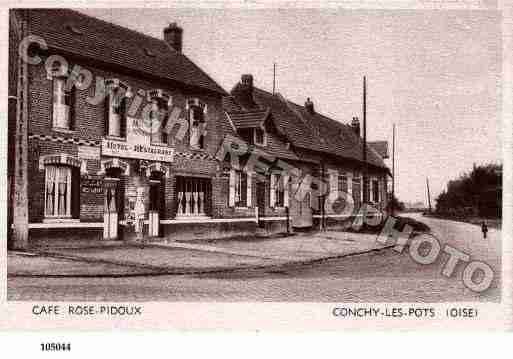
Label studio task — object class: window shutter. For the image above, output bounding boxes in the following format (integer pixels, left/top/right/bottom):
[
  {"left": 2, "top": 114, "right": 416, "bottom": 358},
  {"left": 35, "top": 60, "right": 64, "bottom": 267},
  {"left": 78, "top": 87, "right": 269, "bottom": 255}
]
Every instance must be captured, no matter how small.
[
  {"left": 283, "top": 174, "right": 290, "bottom": 207},
  {"left": 241, "top": 172, "right": 247, "bottom": 207},
  {"left": 270, "top": 174, "right": 276, "bottom": 208},
  {"left": 71, "top": 167, "right": 80, "bottom": 218},
  {"left": 228, "top": 169, "right": 236, "bottom": 207},
  {"left": 104, "top": 93, "right": 110, "bottom": 135},
  {"left": 247, "top": 172, "right": 252, "bottom": 207},
  {"left": 67, "top": 88, "right": 75, "bottom": 130},
  {"left": 377, "top": 179, "right": 381, "bottom": 203},
  {"left": 120, "top": 97, "right": 127, "bottom": 138}
]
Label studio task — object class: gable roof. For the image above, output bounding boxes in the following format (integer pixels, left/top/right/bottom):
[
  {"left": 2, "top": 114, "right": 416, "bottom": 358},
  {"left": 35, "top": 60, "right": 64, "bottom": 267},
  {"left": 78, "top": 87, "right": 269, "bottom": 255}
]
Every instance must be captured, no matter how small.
[
  {"left": 228, "top": 108, "right": 270, "bottom": 129},
  {"left": 229, "top": 83, "right": 388, "bottom": 170},
  {"left": 27, "top": 9, "right": 226, "bottom": 95}
]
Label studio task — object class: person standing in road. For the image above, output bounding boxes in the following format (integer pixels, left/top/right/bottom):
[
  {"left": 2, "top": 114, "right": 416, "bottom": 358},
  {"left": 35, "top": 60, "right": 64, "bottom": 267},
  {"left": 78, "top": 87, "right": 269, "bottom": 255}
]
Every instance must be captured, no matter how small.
[{"left": 481, "top": 221, "right": 488, "bottom": 239}]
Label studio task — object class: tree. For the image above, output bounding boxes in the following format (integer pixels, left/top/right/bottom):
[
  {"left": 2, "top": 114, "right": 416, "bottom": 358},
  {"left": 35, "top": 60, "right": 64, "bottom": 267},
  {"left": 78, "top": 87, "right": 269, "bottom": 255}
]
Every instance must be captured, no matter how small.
[{"left": 435, "top": 163, "right": 501, "bottom": 218}]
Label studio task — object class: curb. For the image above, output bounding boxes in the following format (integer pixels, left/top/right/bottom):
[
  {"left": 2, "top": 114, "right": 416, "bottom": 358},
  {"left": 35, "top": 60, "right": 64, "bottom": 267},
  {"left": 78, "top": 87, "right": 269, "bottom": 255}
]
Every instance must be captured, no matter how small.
[{"left": 8, "top": 244, "right": 396, "bottom": 278}]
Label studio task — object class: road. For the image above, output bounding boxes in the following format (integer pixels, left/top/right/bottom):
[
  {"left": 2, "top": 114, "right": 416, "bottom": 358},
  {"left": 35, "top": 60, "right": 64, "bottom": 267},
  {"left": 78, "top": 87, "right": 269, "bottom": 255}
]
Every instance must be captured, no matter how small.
[{"left": 7, "top": 214, "right": 501, "bottom": 302}]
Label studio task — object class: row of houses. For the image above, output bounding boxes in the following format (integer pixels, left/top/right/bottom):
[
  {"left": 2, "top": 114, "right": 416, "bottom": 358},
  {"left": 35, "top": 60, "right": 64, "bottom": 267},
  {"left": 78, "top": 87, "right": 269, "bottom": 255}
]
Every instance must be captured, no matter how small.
[{"left": 8, "top": 9, "right": 390, "bottom": 249}]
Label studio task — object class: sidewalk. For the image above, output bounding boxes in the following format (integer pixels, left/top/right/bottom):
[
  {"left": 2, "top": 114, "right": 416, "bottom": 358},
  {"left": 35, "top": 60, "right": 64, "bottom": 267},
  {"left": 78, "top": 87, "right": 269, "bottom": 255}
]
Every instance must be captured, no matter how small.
[{"left": 8, "top": 231, "right": 394, "bottom": 277}]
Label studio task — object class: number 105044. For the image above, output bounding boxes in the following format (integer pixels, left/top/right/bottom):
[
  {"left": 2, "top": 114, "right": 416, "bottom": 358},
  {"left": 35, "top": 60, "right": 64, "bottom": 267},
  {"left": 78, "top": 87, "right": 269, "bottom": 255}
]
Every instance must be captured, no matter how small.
[{"left": 40, "top": 343, "right": 71, "bottom": 351}]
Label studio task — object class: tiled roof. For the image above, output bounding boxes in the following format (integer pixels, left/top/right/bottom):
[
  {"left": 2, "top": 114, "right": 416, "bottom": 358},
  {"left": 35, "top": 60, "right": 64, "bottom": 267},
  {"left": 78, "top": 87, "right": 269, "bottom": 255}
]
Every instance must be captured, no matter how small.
[
  {"left": 369, "top": 141, "right": 389, "bottom": 159},
  {"left": 28, "top": 9, "right": 226, "bottom": 95},
  {"left": 228, "top": 109, "right": 269, "bottom": 129},
  {"left": 222, "top": 96, "right": 243, "bottom": 113},
  {"left": 236, "top": 86, "right": 387, "bottom": 169}
]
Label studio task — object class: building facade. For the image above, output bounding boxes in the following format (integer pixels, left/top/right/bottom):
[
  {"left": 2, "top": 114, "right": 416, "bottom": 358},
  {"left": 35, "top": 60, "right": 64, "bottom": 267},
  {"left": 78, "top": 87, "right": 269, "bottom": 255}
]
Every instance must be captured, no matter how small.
[{"left": 8, "top": 9, "right": 390, "bottom": 249}]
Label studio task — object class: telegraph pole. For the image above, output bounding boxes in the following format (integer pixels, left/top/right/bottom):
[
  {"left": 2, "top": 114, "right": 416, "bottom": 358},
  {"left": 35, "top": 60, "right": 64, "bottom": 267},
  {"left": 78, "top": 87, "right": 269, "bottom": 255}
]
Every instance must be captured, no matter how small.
[
  {"left": 426, "top": 177, "right": 432, "bottom": 213},
  {"left": 272, "top": 63, "right": 276, "bottom": 95},
  {"left": 362, "top": 76, "right": 368, "bottom": 204},
  {"left": 391, "top": 123, "right": 395, "bottom": 216}
]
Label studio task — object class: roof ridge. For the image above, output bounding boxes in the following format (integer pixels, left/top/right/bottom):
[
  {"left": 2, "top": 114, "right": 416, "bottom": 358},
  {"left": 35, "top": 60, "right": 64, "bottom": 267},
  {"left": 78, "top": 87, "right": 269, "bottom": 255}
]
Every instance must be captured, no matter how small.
[
  {"left": 254, "top": 86, "right": 351, "bottom": 128},
  {"left": 33, "top": 9, "right": 227, "bottom": 95},
  {"left": 68, "top": 9, "right": 167, "bottom": 49}
]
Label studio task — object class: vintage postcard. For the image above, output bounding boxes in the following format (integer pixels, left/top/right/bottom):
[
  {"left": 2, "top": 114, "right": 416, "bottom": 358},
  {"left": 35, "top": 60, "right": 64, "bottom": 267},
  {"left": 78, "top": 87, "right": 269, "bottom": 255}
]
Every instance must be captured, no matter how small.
[{"left": 1, "top": 0, "right": 512, "bottom": 338}]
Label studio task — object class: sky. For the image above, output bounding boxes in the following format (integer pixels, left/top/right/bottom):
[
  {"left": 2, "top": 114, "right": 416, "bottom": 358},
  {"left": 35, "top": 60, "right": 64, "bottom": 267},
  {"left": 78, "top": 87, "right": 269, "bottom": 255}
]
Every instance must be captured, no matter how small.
[{"left": 81, "top": 8, "right": 502, "bottom": 205}]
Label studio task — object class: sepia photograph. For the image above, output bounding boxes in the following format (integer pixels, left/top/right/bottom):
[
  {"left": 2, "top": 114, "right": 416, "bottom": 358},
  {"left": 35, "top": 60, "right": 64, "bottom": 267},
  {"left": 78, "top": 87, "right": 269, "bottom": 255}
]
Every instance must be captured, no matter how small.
[{"left": 6, "top": 5, "right": 503, "bottom": 309}]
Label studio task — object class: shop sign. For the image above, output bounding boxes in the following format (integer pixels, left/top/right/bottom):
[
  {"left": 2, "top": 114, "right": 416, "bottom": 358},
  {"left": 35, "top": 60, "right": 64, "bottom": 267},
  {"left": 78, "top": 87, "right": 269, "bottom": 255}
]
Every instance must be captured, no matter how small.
[
  {"left": 81, "top": 177, "right": 103, "bottom": 194},
  {"left": 101, "top": 138, "right": 174, "bottom": 163},
  {"left": 78, "top": 145, "right": 100, "bottom": 160}
]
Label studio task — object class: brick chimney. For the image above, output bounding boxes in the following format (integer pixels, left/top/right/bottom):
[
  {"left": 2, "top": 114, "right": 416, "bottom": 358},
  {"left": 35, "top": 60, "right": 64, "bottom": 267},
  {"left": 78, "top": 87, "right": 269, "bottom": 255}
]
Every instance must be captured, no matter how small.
[
  {"left": 305, "top": 98, "right": 314, "bottom": 113},
  {"left": 234, "top": 74, "right": 256, "bottom": 109},
  {"left": 164, "top": 22, "right": 183, "bottom": 53},
  {"left": 351, "top": 116, "right": 360, "bottom": 137}
]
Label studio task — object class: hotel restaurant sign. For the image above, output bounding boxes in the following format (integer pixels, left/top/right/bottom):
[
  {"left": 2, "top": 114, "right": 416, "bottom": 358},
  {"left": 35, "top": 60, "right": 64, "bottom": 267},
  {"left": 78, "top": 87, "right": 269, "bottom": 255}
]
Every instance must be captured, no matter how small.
[{"left": 101, "top": 138, "right": 175, "bottom": 163}]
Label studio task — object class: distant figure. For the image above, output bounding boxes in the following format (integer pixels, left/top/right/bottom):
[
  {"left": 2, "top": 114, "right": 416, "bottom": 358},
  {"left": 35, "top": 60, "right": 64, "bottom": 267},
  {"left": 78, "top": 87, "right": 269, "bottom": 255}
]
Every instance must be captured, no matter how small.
[{"left": 481, "top": 221, "right": 488, "bottom": 239}]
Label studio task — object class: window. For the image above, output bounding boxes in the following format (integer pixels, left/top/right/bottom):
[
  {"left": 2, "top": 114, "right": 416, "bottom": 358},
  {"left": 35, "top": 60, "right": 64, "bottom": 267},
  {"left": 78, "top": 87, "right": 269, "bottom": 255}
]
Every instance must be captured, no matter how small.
[
  {"left": 175, "top": 177, "right": 211, "bottom": 216},
  {"left": 105, "top": 84, "right": 128, "bottom": 137},
  {"left": 240, "top": 128, "right": 266, "bottom": 146},
  {"left": 338, "top": 173, "right": 348, "bottom": 194},
  {"left": 229, "top": 170, "right": 251, "bottom": 207},
  {"left": 239, "top": 128, "right": 253, "bottom": 145},
  {"left": 150, "top": 98, "right": 169, "bottom": 144},
  {"left": 372, "top": 179, "right": 380, "bottom": 203},
  {"left": 254, "top": 128, "right": 266, "bottom": 146},
  {"left": 104, "top": 79, "right": 130, "bottom": 138},
  {"left": 188, "top": 99, "right": 206, "bottom": 150},
  {"left": 52, "top": 77, "right": 74, "bottom": 130},
  {"left": 44, "top": 165, "right": 79, "bottom": 218},
  {"left": 271, "top": 173, "right": 285, "bottom": 208}
]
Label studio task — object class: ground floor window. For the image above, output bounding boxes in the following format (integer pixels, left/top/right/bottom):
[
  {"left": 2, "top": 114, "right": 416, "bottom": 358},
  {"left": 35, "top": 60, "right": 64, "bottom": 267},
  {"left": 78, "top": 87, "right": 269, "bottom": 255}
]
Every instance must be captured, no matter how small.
[
  {"left": 338, "top": 173, "right": 348, "bottom": 194},
  {"left": 44, "top": 165, "right": 79, "bottom": 218},
  {"left": 229, "top": 170, "right": 252, "bottom": 208},
  {"left": 176, "top": 176, "right": 211, "bottom": 216},
  {"left": 270, "top": 173, "right": 285, "bottom": 208}
]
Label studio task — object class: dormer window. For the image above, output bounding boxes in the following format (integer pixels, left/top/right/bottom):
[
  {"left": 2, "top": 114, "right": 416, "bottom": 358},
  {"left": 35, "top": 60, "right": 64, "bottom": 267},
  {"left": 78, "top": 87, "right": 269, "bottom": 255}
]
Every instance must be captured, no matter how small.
[
  {"left": 187, "top": 98, "right": 207, "bottom": 150},
  {"left": 148, "top": 89, "right": 171, "bottom": 144},
  {"left": 239, "top": 127, "right": 266, "bottom": 146},
  {"left": 254, "top": 127, "right": 266, "bottom": 146},
  {"left": 105, "top": 79, "right": 129, "bottom": 138}
]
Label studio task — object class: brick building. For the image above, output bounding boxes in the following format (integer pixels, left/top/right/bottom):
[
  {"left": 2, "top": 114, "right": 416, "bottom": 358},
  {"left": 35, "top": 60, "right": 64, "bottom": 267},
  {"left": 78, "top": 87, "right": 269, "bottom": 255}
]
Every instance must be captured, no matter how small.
[
  {"left": 8, "top": 9, "right": 390, "bottom": 249},
  {"left": 225, "top": 76, "right": 390, "bottom": 231}
]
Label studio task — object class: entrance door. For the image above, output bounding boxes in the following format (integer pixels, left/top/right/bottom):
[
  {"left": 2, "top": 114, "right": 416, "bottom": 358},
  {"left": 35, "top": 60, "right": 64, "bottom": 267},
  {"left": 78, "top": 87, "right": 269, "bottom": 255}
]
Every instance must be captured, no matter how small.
[
  {"left": 290, "top": 191, "right": 312, "bottom": 228},
  {"left": 256, "top": 181, "right": 266, "bottom": 228},
  {"left": 148, "top": 173, "right": 164, "bottom": 237},
  {"left": 104, "top": 180, "right": 119, "bottom": 240}
]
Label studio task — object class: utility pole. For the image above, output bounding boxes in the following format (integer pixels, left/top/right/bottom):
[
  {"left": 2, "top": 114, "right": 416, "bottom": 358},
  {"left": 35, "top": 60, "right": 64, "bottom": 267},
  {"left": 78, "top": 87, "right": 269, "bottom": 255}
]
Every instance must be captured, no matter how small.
[
  {"left": 362, "top": 76, "right": 368, "bottom": 205},
  {"left": 426, "top": 177, "right": 432, "bottom": 213},
  {"left": 11, "top": 9, "right": 30, "bottom": 250},
  {"left": 391, "top": 123, "right": 395, "bottom": 216},
  {"left": 272, "top": 63, "right": 276, "bottom": 95}
]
